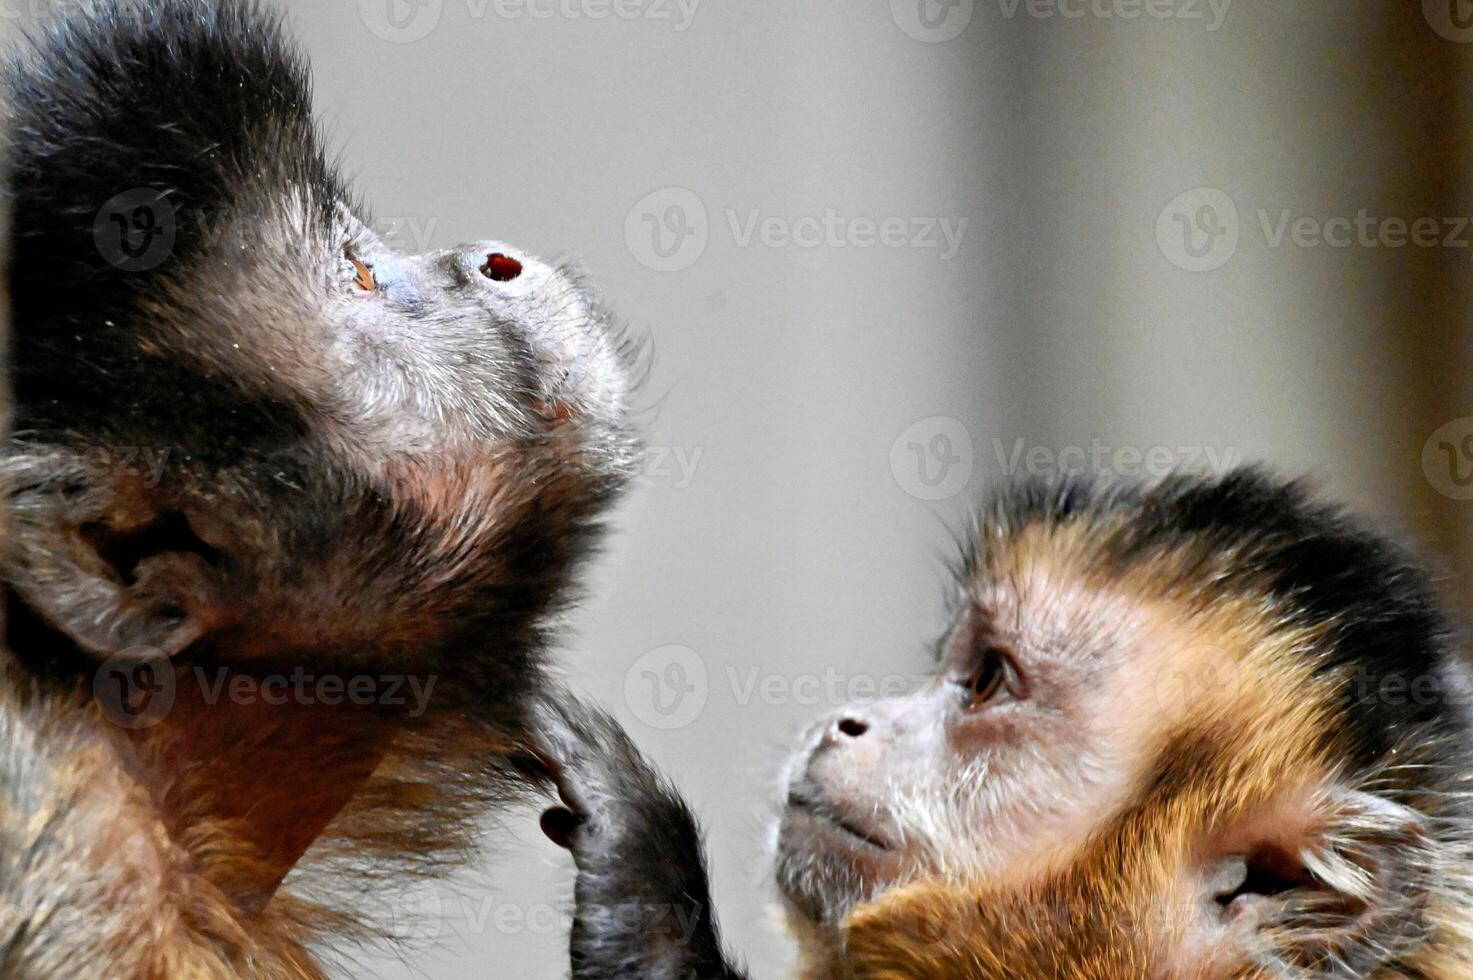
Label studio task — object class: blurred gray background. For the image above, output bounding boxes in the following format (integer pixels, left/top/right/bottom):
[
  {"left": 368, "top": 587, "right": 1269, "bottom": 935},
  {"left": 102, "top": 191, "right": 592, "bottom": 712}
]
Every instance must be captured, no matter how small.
[{"left": 12, "top": 1, "right": 1473, "bottom": 976}]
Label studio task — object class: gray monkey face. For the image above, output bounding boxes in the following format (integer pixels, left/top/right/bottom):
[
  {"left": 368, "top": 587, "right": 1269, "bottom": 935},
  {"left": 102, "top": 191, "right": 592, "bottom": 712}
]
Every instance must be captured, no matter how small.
[
  {"left": 103, "top": 190, "right": 643, "bottom": 663},
  {"left": 5, "top": 169, "right": 640, "bottom": 671},
  {"left": 319, "top": 206, "right": 633, "bottom": 457}
]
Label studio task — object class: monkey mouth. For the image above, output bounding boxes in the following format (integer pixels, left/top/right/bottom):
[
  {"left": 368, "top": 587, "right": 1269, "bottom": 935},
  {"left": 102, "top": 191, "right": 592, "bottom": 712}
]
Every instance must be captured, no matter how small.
[{"left": 785, "top": 791, "right": 892, "bottom": 851}]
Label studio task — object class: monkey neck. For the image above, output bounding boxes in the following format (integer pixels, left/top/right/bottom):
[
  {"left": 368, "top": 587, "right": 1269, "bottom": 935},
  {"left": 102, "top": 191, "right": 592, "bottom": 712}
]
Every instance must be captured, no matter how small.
[
  {"left": 128, "top": 683, "right": 397, "bottom": 913},
  {"left": 3, "top": 589, "right": 398, "bottom": 915}
]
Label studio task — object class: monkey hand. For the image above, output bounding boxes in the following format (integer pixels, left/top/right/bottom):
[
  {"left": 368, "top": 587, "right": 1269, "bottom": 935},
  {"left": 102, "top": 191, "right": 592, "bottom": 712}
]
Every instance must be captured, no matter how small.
[{"left": 529, "top": 692, "right": 750, "bottom": 980}]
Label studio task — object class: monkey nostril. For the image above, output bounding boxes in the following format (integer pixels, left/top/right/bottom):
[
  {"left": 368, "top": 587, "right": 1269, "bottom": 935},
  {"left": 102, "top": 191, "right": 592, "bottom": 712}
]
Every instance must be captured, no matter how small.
[
  {"left": 480, "top": 252, "right": 523, "bottom": 282},
  {"left": 837, "top": 718, "right": 868, "bottom": 739}
]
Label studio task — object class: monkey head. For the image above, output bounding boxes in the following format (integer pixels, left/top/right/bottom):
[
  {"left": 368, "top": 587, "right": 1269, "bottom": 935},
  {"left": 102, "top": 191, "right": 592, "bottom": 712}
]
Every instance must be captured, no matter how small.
[
  {"left": 777, "top": 472, "right": 1473, "bottom": 977},
  {"left": 2, "top": 0, "right": 638, "bottom": 702}
]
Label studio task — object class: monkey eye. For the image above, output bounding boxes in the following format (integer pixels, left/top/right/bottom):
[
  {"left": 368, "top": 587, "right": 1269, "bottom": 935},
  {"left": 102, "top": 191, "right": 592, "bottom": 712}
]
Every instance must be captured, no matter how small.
[
  {"left": 343, "top": 247, "right": 377, "bottom": 292},
  {"left": 964, "top": 647, "right": 1016, "bottom": 709}
]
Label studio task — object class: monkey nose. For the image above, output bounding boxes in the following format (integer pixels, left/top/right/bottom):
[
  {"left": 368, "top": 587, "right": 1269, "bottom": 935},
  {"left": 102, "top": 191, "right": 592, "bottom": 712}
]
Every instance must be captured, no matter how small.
[{"left": 480, "top": 252, "right": 523, "bottom": 282}]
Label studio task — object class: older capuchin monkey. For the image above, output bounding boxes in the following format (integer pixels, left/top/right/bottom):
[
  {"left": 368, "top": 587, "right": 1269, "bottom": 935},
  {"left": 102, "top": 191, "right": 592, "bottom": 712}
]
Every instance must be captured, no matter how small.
[
  {"left": 0, "top": 1, "right": 637, "bottom": 977},
  {"left": 535, "top": 469, "right": 1473, "bottom": 979}
]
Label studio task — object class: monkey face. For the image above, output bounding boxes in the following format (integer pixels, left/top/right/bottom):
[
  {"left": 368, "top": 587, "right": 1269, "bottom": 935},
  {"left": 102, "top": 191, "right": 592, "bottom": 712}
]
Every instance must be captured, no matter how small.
[
  {"left": 780, "top": 474, "right": 1473, "bottom": 977},
  {"left": 3, "top": 4, "right": 639, "bottom": 697},
  {"left": 5, "top": 191, "right": 636, "bottom": 675},
  {"left": 775, "top": 563, "right": 1167, "bottom": 927},
  {"left": 309, "top": 203, "right": 631, "bottom": 453}
]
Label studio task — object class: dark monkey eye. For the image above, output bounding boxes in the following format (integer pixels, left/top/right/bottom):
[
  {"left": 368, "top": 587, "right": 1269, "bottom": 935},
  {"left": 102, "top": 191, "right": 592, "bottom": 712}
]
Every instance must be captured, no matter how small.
[
  {"left": 345, "top": 248, "right": 376, "bottom": 291},
  {"left": 966, "top": 647, "right": 1011, "bottom": 708}
]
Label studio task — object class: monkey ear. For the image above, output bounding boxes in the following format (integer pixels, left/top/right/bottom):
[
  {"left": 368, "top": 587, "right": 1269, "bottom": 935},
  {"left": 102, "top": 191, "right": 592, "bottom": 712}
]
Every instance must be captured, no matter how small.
[
  {"left": 7, "top": 494, "right": 225, "bottom": 660},
  {"left": 1200, "top": 787, "right": 1431, "bottom": 973}
]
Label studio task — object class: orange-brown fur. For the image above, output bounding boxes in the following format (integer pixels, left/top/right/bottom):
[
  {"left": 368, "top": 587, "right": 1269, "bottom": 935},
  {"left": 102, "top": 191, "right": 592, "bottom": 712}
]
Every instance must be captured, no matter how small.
[{"left": 810, "top": 517, "right": 1473, "bottom": 978}]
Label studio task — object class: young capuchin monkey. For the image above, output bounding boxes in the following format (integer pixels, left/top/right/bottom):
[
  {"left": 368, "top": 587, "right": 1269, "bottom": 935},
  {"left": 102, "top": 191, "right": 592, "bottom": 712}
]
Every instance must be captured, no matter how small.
[
  {"left": 534, "top": 469, "right": 1473, "bottom": 979},
  {"left": 1, "top": 1, "right": 637, "bottom": 976}
]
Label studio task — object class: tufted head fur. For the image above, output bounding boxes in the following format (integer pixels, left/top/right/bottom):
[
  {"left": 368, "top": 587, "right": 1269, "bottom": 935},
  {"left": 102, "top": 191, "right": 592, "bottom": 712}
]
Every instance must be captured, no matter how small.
[{"left": 779, "top": 470, "right": 1473, "bottom": 978}]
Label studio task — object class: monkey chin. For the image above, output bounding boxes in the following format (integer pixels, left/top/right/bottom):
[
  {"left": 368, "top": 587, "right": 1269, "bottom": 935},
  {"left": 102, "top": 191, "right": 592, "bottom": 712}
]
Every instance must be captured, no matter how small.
[{"left": 774, "top": 793, "right": 911, "bottom": 928}]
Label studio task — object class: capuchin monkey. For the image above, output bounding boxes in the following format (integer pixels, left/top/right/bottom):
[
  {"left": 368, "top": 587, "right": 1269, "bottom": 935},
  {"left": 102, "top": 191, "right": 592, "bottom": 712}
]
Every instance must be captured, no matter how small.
[
  {"left": 535, "top": 470, "right": 1473, "bottom": 979},
  {"left": 0, "top": 1, "right": 637, "bottom": 976}
]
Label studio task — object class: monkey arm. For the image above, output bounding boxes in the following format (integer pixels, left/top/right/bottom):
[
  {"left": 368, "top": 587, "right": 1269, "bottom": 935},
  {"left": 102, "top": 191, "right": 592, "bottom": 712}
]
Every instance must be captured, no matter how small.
[{"left": 531, "top": 694, "right": 752, "bottom": 980}]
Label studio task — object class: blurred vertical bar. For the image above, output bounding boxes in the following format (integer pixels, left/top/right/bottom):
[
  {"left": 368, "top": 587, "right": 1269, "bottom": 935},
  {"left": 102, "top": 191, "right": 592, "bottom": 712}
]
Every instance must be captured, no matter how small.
[
  {"left": 984, "top": 1, "right": 1473, "bottom": 622},
  {"left": 1392, "top": 3, "right": 1473, "bottom": 619}
]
